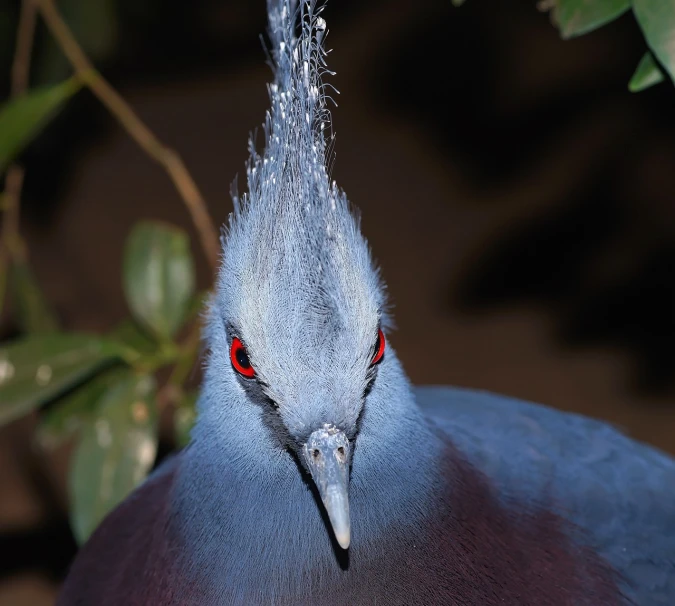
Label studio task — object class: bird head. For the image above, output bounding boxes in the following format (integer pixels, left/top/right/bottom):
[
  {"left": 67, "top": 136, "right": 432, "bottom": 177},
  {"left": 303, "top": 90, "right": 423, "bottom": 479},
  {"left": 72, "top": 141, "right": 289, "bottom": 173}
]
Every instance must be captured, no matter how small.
[{"left": 202, "top": 1, "right": 391, "bottom": 550}]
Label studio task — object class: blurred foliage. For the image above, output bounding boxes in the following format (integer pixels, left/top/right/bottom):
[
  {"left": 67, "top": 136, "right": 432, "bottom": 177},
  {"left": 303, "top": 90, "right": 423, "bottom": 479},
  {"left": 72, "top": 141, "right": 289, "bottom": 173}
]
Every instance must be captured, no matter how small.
[
  {"left": 0, "top": 332, "right": 132, "bottom": 425},
  {"left": 0, "top": 77, "right": 82, "bottom": 173},
  {"left": 547, "top": 0, "right": 631, "bottom": 38},
  {"left": 123, "top": 221, "right": 196, "bottom": 342},
  {"left": 0, "top": 0, "right": 674, "bottom": 547},
  {"left": 549, "top": 0, "right": 675, "bottom": 90},
  {"left": 174, "top": 389, "right": 198, "bottom": 448},
  {"left": 629, "top": 51, "right": 665, "bottom": 92},
  {"left": 0, "top": 0, "right": 205, "bottom": 546},
  {"left": 69, "top": 371, "right": 158, "bottom": 543},
  {"left": 0, "top": 218, "right": 201, "bottom": 543},
  {"left": 457, "top": 0, "right": 675, "bottom": 92}
]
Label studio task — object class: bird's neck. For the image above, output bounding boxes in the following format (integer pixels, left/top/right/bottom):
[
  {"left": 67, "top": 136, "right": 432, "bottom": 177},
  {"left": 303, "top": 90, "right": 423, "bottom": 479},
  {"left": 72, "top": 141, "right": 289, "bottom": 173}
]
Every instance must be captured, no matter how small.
[{"left": 170, "top": 354, "right": 444, "bottom": 597}]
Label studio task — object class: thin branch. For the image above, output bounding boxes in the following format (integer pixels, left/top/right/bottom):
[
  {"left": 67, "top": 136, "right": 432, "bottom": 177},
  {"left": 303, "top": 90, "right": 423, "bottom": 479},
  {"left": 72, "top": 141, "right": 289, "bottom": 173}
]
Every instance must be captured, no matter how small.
[
  {"left": 0, "top": 250, "right": 7, "bottom": 312},
  {"left": 2, "top": 167, "right": 27, "bottom": 261},
  {"left": 11, "top": 0, "right": 37, "bottom": 97},
  {"left": 170, "top": 321, "right": 202, "bottom": 389},
  {"left": 2, "top": 0, "right": 37, "bottom": 264},
  {"left": 156, "top": 319, "right": 203, "bottom": 413},
  {"left": 32, "top": 0, "right": 221, "bottom": 270}
]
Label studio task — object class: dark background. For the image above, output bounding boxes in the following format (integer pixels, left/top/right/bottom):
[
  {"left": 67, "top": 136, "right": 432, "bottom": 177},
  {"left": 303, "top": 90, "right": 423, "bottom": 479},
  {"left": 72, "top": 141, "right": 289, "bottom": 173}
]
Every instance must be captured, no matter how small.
[{"left": 1, "top": 0, "right": 675, "bottom": 602}]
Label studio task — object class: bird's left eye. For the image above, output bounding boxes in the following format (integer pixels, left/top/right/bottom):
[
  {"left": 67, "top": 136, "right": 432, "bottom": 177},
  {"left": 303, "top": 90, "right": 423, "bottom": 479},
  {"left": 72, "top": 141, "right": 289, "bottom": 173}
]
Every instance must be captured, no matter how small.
[
  {"left": 371, "top": 329, "right": 385, "bottom": 366},
  {"left": 231, "top": 337, "right": 255, "bottom": 378}
]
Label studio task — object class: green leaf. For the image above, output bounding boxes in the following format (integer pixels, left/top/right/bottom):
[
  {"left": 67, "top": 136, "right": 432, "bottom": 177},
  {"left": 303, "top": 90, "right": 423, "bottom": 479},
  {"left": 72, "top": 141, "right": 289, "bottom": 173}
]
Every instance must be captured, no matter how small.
[
  {"left": 69, "top": 373, "right": 158, "bottom": 544},
  {"left": 0, "top": 78, "right": 82, "bottom": 174},
  {"left": 109, "top": 319, "right": 158, "bottom": 357},
  {"left": 123, "top": 221, "right": 195, "bottom": 341},
  {"left": 551, "top": 0, "right": 631, "bottom": 39},
  {"left": 174, "top": 390, "right": 198, "bottom": 447},
  {"left": 10, "top": 260, "right": 59, "bottom": 333},
  {"left": 0, "top": 333, "right": 129, "bottom": 427},
  {"left": 634, "top": 0, "right": 675, "bottom": 83},
  {"left": 629, "top": 51, "right": 666, "bottom": 91},
  {"left": 35, "top": 366, "right": 127, "bottom": 449}
]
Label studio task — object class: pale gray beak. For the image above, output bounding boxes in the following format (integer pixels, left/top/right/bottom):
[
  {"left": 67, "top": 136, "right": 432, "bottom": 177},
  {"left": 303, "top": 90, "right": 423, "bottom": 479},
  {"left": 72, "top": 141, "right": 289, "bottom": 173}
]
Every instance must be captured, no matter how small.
[{"left": 302, "top": 426, "right": 351, "bottom": 549}]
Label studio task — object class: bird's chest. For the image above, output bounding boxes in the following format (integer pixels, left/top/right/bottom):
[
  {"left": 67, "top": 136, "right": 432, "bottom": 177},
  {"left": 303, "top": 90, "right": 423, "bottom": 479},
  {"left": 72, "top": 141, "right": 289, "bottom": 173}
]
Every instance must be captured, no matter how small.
[{"left": 169, "top": 460, "right": 625, "bottom": 606}]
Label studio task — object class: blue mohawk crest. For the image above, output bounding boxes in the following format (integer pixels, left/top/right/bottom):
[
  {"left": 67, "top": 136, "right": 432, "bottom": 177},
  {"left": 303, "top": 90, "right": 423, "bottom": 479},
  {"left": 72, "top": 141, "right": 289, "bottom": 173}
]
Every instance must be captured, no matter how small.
[
  {"left": 230, "top": 0, "right": 343, "bottom": 244},
  {"left": 247, "top": 0, "right": 335, "bottom": 206},
  {"left": 211, "top": 0, "right": 388, "bottom": 442}
]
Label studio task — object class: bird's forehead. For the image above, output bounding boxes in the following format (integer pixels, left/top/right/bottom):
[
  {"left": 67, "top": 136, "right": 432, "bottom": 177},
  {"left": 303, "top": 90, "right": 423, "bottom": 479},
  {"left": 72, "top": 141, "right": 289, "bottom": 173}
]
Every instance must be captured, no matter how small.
[
  {"left": 222, "top": 206, "right": 381, "bottom": 336},
  {"left": 236, "top": 251, "right": 379, "bottom": 366}
]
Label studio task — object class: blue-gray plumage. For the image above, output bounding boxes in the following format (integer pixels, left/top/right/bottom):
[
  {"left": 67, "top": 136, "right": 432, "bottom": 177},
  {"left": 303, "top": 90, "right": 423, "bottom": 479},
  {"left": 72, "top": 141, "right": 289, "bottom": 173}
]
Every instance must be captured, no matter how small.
[{"left": 57, "top": 1, "right": 675, "bottom": 604}]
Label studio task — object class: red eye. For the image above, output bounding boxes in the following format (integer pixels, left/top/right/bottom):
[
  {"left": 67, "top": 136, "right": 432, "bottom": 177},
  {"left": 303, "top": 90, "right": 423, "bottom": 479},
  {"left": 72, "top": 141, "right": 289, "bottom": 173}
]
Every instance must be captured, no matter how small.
[
  {"left": 230, "top": 337, "right": 255, "bottom": 378},
  {"left": 371, "top": 328, "right": 385, "bottom": 365}
]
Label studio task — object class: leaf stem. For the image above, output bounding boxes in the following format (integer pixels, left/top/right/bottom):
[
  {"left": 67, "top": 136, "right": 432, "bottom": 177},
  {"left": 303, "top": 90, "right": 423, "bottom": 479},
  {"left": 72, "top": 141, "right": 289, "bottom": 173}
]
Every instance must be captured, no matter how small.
[
  {"left": 154, "top": 321, "right": 202, "bottom": 413},
  {"left": 2, "top": 167, "right": 27, "bottom": 261},
  {"left": 1, "top": 0, "right": 37, "bottom": 264},
  {"left": 32, "top": 0, "right": 221, "bottom": 271},
  {"left": 11, "top": 0, "right": 38, "bottom": 98},
  {"left": 170, "top": 322, "right": 202, "bottom": 389}
]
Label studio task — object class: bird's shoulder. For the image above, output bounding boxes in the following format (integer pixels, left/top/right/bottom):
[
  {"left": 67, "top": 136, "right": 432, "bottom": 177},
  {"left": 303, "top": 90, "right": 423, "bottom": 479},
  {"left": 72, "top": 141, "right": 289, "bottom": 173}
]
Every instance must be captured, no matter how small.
[
  {"left": 56, "top": 452, "right": 200, "bottom": 606},
  {"left": 414, "top": 385, "right": 675, "bottom": 605}
]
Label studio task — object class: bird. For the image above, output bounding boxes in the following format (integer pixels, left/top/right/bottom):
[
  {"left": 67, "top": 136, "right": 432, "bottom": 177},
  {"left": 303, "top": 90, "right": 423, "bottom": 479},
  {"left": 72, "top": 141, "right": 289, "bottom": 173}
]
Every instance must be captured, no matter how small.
[{"left": 57, "top": 1, "right": 675, "bottom": 604}]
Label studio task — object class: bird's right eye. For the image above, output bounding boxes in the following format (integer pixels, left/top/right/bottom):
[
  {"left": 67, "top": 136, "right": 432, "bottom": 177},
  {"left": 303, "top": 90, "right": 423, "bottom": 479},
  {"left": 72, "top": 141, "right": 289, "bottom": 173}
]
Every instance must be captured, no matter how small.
[
  {"left": 231, "top": 337, "right": 255, "bottom": 378},
  {"left": 371, "top": 328, "right": 385, "bottom": 366}
]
